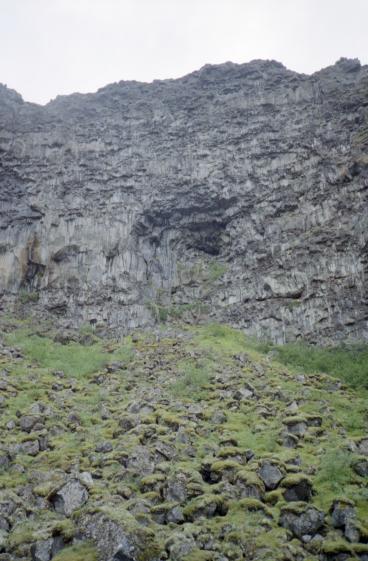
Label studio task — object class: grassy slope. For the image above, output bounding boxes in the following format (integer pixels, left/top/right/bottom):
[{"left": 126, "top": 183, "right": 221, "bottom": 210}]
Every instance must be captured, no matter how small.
[{"left": 0, "top": 319, "right": 367, "bottom": 560}]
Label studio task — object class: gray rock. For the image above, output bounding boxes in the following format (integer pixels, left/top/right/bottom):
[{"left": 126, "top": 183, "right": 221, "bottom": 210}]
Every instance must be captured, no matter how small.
[
  {"left": 164, "top": 476, "right": 188, "bottom": 503},
  {"left": 358, "top": 437, "right": 368, "bottom": 456},
  {"left": 330, "top": 499, "right": 359, "bottom": 541},
  {"left": 79, "top": 512, "right": 158, "bottom": 561},
  {"left": 0, "top": 455, "right": 10, "bottom": 470},
  {"left": 330, "top": 499, "right": 356, "bottom": 529},
  {"left": 279, "top": 506, "right": 324, "bottom": 539},
  {"left": 30, "top": 539, "right": 53, "bottom": 561},
  {"left": 30, "top": 537, "right": 66, "bottom": 561},
  {"left": 283, "top": 479, "right": 313, "bottom": 502},
  {"left": 352, "top": 457, "right": 368, "bottom": 477},
  {"left": 0, "top": 529, "right": 8, "bottom": 551},
  {"left": 21, "top": 440, "right": 40, "bottom": 456},
  {"left": 282, "top": 433, "right": 299, "bottom": 448},
  {"left": 284, "top": 420, "right": 308, "bottom": 437},
  {"left": 19, "top": 416, "right": 41, "bottom": 433},
  {"left": 95, "top": 441, "right": 113, "bottom": 453},
  {"left": 50, "top": 479, "right": 88, "bottom": 516},
  {"left": 167, "top": 505, "right": 185, "bottom": 524},
  {"left": 258, "top": 462, "right": 284, "bottom": 490}
]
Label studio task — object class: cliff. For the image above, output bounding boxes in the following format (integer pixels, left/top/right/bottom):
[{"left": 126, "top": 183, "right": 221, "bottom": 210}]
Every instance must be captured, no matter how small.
[{"left": 1, "top": 58, "right": 368, "bottom": 342}]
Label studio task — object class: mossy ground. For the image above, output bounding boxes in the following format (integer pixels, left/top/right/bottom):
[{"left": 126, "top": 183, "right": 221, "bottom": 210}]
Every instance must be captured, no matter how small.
[{"left": 0, "top": 317, "right": 367, "bottom": 560}]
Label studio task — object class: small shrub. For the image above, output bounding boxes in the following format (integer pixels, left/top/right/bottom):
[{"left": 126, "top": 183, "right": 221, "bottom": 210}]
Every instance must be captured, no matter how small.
[
  {"left": 19, "top": 290, "right": 39, "bottom": 304},
  {"left": 315, "top": 447, "right": 352, "bottom": 496},
  {"left": 171, "top": 362, "right": 210, "bottom": 400}
]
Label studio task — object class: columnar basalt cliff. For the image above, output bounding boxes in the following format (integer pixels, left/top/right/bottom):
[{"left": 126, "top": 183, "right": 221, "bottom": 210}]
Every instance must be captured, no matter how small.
[{"left": 0, "top": 58, "right": 367, "bottom": 342}]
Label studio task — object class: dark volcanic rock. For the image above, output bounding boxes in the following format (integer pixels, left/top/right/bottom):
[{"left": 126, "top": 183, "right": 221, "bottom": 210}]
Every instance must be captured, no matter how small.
[
  {"left": 279, "top": 504, "right": 325, "bottom": 539},
  {"left": 0, "top": 59, "right": 368, "bottom": 342}
]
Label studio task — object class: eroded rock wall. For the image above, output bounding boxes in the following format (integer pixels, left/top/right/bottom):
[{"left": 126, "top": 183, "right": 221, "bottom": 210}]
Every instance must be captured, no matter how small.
[{"left": 0, "top": 58, "right": 367, "bottom": 342}]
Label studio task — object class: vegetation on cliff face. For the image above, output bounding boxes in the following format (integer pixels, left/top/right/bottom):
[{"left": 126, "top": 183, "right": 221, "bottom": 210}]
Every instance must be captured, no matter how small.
[{"left": 0, "top": 316, "right": 367, "bottom": 561}]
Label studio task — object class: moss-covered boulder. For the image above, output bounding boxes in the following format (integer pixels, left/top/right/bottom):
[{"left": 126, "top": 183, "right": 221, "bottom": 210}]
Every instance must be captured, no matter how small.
[
  {"left": 279, "top": 503, "right": 325, "bottom": 540},
  {"left": 281, "top": 473, "right": 313, "bottom": 502},
  {"left": 183, "top": 494, "right": 228, "bottom": 521}
]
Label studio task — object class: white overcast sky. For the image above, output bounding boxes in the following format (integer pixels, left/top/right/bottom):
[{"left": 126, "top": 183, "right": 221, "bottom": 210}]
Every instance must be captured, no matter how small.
[{"left": 1, "top": 0, "right": 367, "bottom": 105}]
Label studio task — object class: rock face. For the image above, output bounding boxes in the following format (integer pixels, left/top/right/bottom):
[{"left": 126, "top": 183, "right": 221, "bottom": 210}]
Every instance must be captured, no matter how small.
[{"left": 0, "top": 57, "right": 368, "bottom": 342}]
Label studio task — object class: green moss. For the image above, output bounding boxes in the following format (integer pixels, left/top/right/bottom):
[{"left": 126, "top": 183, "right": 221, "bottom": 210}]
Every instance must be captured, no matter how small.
[
  {"left": 19, "top": 290, "right": 39, "bottom": 304},
  {"left": 140, "top": 473, "right": 166, "bottom": 489},
  {"left": 233, "top": 497, "right": 271, "bottom": 514},
  {"left": 282, "top": 416, "right": 307, "bottom": 425},
  {"left": 236, "top": 469, "right": 265, "bottom": 488},
  {"left": 8, "top": 515, "right": 75, "bottom": 547},
  {"left": 322, "top": 540, "right": 368, "bottom": 555},
  {"left": 207, "top": 262, "right": 227, "bottom": 282},
  {"left": 217, "top": 446, "right": 242, "bottom": 458},
  {"left": 156, "top": 410, "right": 184, "bottom": 429},
  {"left": 52, "top": 543, "right": 98, "bottom": 561},
  {"left": 280, "top": 502, "right": 310, "bottom": 515},
  {"left": 210, "top": 459, "right": 241, "bottom": 473},
  {"left": 182, "top": 550, "right": 214, "bottom": 561},
  {"left": 281, "top": 473, "right": 312, "bottom": 488},
  {"left": 183, "top": 494, "right": 227, "bottom": 520}
]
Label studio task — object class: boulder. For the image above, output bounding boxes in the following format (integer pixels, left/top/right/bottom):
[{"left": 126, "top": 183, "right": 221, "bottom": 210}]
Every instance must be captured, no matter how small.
[
  {"left": 279, "top": 504, "right": 324, "bottom": 539},
  {"left": 19, "top": 415, "right": 42, "bottom": 433},
  {"left": 78, "top": 511, "right": 159, "bottom": 561},
  {"left": 352, "top": 457, "right": 368, "bottom": 477},
  {"left": 50, "top": 479, "right": 89, "bottom": 516},
  {"left": 258, "top": 461, "right": 284, "bottom": 490},
  {"left": 282, "top": 474, "right": 313, "bottom": 502},
  {"left": 21, "top": 440, "right": 40, "bottom": 456}
]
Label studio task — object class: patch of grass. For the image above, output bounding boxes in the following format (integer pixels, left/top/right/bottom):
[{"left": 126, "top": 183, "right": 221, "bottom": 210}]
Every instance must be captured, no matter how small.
[
  {"left": 5, "top": 329, "right": 132, "bottom": 379},
  {"left": 207, "top": 262, "right": 227, "bottom": 282},
  {"left": 314, "top": 446, "right": 353, "bottom": 508},
  {"left": 257, "top": 341, "right": 368, "bottom": 389},
  {"left": 171, "top": 360, "right": 211, "bottom": 400},
  {"left": 193, "top": 323, "right": 249, "bottom": 356},
  {"left": 19, "top": 290, "right": 39, "bottom": 304},
  {"left": 53, "top": 543, "right": 98, "bottom": 561}
]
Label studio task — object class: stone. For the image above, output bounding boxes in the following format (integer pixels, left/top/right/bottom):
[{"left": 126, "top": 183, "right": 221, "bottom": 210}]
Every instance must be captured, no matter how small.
[
  {"left": 19, "top": 416, "right": 41, "bottom": 433},
  {"left": 282, "top": 475, "right": 313, "bottom": 502},
  {"left": 258, "top": 462, "right": 284, "bottom": 490},
  {"left": 95, "top": 441, "right": 113, "bottom": 453},
  {"left": 352, "top": 457, "right": 368, "bottom": 477},
  {"left": 279, "top": 505, "right": 325, "bottom": 539},
  {"left": 30, "top": 539, "right": 53, "bottom": 561},
  {"left": 164, "top": 476, "right": 188, "bottom": 503},
  {"left": 0, "top": 455, "right": 10, "bottom": 470},
  {"left": 330, "top": 499, "right": 356, "bottom": 529},
  {"left": 78, "top": 471, "right": 94, "bottom": 488},
  {"left": 166, "top": 505, "right": 185, "bottom": 524},
  {"left": 233, "top": 388, "right": 253, "bottom": 400},
  {"left": 21, "top": 440, "right": 40, "bottom": 456},
  {"left": 357, "top": 437, "right": 368, "bottom": 456},
  {"left": 282, "top": 433, "right": 299, "bottom": 448},
  {"left": 283, "top": 419, "right": 308, "bottom": 437},
  {"left": 330, "top": 499, "right": 359, "bottom": 540},
  {"left": 50, "top": 479, "right": 89, "bottom": 516},
  {"left": 79, "top": 511, "right": 158, "bottom": 561}
]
